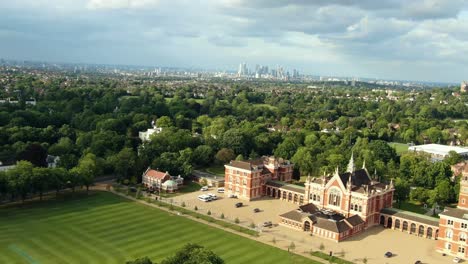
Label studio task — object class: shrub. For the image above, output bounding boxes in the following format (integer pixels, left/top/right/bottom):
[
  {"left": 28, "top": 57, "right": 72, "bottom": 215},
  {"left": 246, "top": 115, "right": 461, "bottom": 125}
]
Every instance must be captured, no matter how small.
[
  {"left": 234, "top": 217, "right": 240, "bottom": 224},
  {"left": 194, "top": 206, "right": 198, "bottom": 211},
  {"left": 289, "top": 242, "right": 295, "bottom": 252},
  {"left": 220, "top": 213, "right": 224, "bottom": 219},
  {"left": 181, "top": 201, "right": 186, "bottom": 207},
  {"left": 207, "top": 210, "right": 211, "bottom": 216},
  {"left": 249, "top": 222, "right": 255, "bottom": 228},
  {"left": 319, "top": 243, "right": 325, "bottom": 251},
  {"left": 272, "top": 237, "right": 276, "bottom": 244}
]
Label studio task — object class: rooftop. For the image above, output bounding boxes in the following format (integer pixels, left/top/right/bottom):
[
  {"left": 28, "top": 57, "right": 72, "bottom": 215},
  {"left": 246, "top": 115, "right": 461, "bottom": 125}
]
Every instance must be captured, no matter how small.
[
  {"left": 408, "top": 144, "right": 468, "bottom": 156},
  {"left": 380, "top": 208, "right": 439, "bottom": 226}
]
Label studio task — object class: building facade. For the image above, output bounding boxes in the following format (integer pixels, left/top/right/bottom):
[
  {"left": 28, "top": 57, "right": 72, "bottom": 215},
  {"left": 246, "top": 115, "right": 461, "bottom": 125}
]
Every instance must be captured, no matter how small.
[
  {"left": 224, "top": 156, "right": 293, "bottom": 201},
  {"left": 142, "top": 168, "right": 183, "bottom": 192},
  {"left": 437, "top": 174, "right": 468, "bottom": 259},
  {"left": 277, "top": 154, "right": 394, "bottom": 242}
]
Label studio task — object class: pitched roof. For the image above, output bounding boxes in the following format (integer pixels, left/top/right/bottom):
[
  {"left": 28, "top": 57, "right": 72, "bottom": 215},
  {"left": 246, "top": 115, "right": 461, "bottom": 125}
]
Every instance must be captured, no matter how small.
[
  {"left": 145, "top": 169, "right": 170, "bottom": 179},
  {"left": 314, "top": 218, "right": 351, "bottom": 233},
  {"left": 380, "top": 208, "right": 439, "bottom": 226},
  {"left": 344, "top": 215, "right": 365, "bottom": 227},
  {"left": 299, "top": 203, "right": 319, "bottom": 214},
  {"left": 339, "top": 169, "right": 371, "bottom": 188},
  {"left": 280, "top": 210, "right": 309, "bottom": 222},
  {"left": 226, "top": 160, "right": 263, "bottom": 171},
  {"left": 439, "top": 207, "right": 468, "bottom": 220}
]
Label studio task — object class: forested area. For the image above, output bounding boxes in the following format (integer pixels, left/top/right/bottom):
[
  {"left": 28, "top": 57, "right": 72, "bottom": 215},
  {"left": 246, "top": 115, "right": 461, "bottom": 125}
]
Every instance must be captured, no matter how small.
[{"left": 0, "top": 71, "right": 467, "bottom": 206}]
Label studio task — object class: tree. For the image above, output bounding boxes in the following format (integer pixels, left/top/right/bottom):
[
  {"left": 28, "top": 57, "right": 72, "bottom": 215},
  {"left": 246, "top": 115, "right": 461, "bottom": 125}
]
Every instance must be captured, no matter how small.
[
  {"left": 289, "top": 242, "right": 296, "bottom": 252},
  {"left": 193, "top": 145, "right": 213, "bottom": 167},
  {"left": 109, "top": 148, "right": 136, "bottom": 180},
  {"left": 394, "top": 177, "right": 410, "bottom": 208},
  {"left": 17, "top": 143, "right": 47, "bottom": 167},
  {"left": 215, "top": 148, "right": 235, "bottom": 164},
  {"left": 444, "top": 151, "right": 463, "bottom": 165},
  {"left": 32, "top": 167, "right": 50, "bottom": 200},
  {"left": 156, "top": 116, "right": 173, "bottom": 128},
  {"left": 126, "top": 257, "right": 153, "bottom": 264},
  {"left": 160, "top": 243, "right": 224, "bottom": 264},
  {"left": 73, "top": 153, "right": 100, "bottom": 194},
  {"left": 7, "top": 161, "right": 34, "bottom": 202}
]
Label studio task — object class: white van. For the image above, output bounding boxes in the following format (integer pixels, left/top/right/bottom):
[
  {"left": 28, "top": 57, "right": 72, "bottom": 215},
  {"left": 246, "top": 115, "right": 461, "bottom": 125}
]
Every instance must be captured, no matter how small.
[
  {"left": 200, "top": 186, "right": 208, "bottom": 191},
  {"left": 217, "top": 188, "right": 225, "bottom": 193},
  {"left": 198, "top": 195, "right": 210, "bottom": 202}
]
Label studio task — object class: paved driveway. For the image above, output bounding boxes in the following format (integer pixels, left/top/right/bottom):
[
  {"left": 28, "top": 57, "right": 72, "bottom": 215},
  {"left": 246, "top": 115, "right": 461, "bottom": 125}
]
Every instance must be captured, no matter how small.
[{"left": 169, "top": 189, "right": 299, "bottom": 227}]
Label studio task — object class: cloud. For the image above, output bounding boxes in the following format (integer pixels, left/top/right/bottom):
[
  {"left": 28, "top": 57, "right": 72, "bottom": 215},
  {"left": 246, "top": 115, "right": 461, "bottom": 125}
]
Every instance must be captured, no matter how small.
[
  {"left": 1, "top": 0, "right": 468, "bottom": 82},
  {"left": 86, "top": 0, "right": 160, "bottom": 10}
]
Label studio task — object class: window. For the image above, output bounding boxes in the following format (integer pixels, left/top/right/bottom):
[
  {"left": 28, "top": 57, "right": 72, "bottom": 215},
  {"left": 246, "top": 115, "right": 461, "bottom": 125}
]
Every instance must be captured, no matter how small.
[
  {"left": 462, "top": 223, "right": 467, "bottom": 229},
  {"left": 446, "top": 229, "right": 453, "bottom": 239},
  {"left": 328, "top": 188, "right": 341, "bottom": 207},
  {"left": 459, "top": 247, "right": 465, "bottom": 253},
  {"left": 463, "top": 199, "right": 466, "bottom": 205},
  {"left": 448, "top": 220, "right": 454, "bottom": 225},
  {"left": 460, "top": 233, "right": 467, "bottom": 242},
  {"left": 358, "top": 205, "right": 362, "bottom": 212},
  {"left": 446, "top": 243, "right": 452, "bottom": 250},
  {"left": 317, "top": 195, "right": 320, "bottom": 202}
]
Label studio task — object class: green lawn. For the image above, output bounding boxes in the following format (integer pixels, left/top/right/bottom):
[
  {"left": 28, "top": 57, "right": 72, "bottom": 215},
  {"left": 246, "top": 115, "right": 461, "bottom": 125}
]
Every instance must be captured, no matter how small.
[
  {"left": 201, "top": 165, "right": 225, "bottom": 177},
  {"left": 396, "top": 200, "right": 428, "bottom": 215},
  {"left": 388, "top": 142, "right": 409, "bottom": 155},
  {"left": 0, "top": 191, "right": 318, "bottom": 264}
]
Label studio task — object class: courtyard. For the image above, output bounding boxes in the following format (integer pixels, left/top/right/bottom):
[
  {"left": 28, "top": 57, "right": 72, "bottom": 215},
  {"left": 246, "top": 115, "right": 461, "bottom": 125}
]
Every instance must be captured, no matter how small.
[
  {"left": 172, "top": 189, "right": 453, "bottom": 264},
  {"left": 169, "top": 188, "right": 299, "bottom": 227}
]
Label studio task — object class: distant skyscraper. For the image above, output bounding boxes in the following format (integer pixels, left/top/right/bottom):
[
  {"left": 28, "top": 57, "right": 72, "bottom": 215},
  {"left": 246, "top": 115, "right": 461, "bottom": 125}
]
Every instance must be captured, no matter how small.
[
  {"left": 461, "top": 81, "right": 468, "bottom": 93},
  {"left": 238, "top": 63, "right": 248, "bottom": 76}
]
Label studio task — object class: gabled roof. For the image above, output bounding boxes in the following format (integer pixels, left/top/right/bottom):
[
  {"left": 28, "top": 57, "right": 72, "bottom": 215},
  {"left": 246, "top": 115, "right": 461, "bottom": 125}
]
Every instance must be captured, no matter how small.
[
  {"left": 344, "top": 215, "right": 365, "bottom": 227},
  {"left": 145, "top": 169, "right": 170, "bottom": 179},
  {"left": 339, "top": 169, "right": 371, "bottom": 188}
]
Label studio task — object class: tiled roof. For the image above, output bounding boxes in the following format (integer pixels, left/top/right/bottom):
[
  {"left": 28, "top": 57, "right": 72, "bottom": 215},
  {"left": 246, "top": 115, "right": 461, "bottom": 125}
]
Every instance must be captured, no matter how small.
[
  {"left": 439, "top": 207, "right": 468, "bottom": 220},
  {"left": 380, "top": 208, "right": 439, "bottom": 226},
  {"left": 339, "top": 169, "right": 371, "bottom": 188},
  {"left": 145, "top": 169, "right": 170, "bottom": 179},
  {"left": 314, "top": 218, "right": 351, "bottom": 233},
  {"left": 280, "top": 210, "right": 309, "bottom": 222},
  {"left": 344, "top": 215, "right": 365, "bottom": 227},
  {"left": 299, "top": 203, "right": 319, "bottom": 214}
]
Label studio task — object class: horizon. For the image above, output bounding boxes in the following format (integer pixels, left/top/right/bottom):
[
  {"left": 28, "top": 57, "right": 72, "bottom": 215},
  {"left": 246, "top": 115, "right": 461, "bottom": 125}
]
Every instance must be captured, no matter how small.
[{"left": 1, "top": 1, "right": 468, "bottom": 83}]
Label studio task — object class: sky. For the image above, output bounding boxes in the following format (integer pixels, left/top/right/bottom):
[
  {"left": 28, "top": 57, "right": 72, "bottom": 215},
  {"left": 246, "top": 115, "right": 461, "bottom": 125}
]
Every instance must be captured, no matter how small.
[{"left": 1, "top": 0, "right": 468, "bottom": 82}]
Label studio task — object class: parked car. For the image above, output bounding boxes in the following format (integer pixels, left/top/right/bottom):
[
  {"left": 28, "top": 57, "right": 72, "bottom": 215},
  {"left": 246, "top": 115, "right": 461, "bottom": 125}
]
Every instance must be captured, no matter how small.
[
  {"left": 253, "top": 208, "right": 260, "bottom": 213},
  {"left": 207, "top": 193, "right": 217, "bottom": 200},
  {"left": 414, "top": 261, "right": 422, "bottom": 264},
  {"left": 200, "top": 186, "right": 208, "bottom": 191},
  {"left": 217, "top": 188, "right": 225, "bottom": 193},
  {"left": 384, "top": 252, "right": 393, "bottom": 258},
  {"left": 228, "top": 194, "right": 237, "bottom": 198},
  {"left": 235, "top": 202, "right": 243, "bottom": 208},
  {"left": 262, "top": 221, "right": 273, "bottom": 227},
  {"left": 198, "top": 195, "right": 211, "bottom": 202},
  {"left": 453, "top": 257, "right": 461, "bottom": 263}
]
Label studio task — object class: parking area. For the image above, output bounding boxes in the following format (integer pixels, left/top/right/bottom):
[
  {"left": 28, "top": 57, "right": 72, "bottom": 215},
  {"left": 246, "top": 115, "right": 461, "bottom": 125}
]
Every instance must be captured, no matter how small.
[
  {"left": 169, "top": 188, "right": 452, "bottom": 264},
  {"left": 170, "top": 188, "right": 298, "bottom": 227}
]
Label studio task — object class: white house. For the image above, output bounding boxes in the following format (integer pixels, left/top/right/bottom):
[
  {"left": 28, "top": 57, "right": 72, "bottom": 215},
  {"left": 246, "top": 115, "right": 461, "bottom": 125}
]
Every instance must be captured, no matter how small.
[{"left": 138, "top": 125, "right": 163, "bottom": 142}]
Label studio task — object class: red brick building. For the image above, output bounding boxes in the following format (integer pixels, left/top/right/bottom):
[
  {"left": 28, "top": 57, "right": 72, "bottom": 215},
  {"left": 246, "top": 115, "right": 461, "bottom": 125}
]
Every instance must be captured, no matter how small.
[
  {"left": 278, "top": 154, "right": 394, "bottom": 242},
  {"left": 224, "top": 156, "right": 293, "bottom": 201},
  {"left": 437, "top": 173, "right": 468, "bottom": 259}
]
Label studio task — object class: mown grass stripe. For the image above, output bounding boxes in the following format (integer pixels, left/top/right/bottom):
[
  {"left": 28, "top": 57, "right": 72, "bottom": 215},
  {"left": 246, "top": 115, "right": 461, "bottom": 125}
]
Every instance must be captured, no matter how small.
[{"left": 1, "top": 191, "right": 317, "bottom": 264}]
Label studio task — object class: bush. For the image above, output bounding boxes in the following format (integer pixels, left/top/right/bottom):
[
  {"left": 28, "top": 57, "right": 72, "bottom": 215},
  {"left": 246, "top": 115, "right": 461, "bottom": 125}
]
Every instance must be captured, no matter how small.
[
  {"left": 234, "top": 217, "right": 240, "bottom": 224},
  {"left": 207, "top": 210, "right": 211, "bottom": 216},
  {"left": 319, "top": 243, "right": 325, "bottom": 251},
  {"left": 249, "top": 222, "right": 255, "bottom": 228},
  {"left": 181, "top": 201, "right": 186, "bottom": 207},
  {"left": 220, "top": 213, "right": 224, "bottom": 219},
  {"left": 194, "top": 206, "right": 198, "bottom": 211}
]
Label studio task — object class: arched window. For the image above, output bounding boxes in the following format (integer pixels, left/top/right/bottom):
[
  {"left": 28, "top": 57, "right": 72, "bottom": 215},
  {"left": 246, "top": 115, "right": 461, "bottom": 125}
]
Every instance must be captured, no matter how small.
[
  {"left": 354, "top": 204, "right": 358, "bottom": 211},
  {"left": 460, "top": 233, "right": 467, "bottom": 242},
  {"left": 446, "top": 229, "right": 453, "bottom": 239},
  {"left": 328, "top": 188, "right": 341, "bottom": 207}
]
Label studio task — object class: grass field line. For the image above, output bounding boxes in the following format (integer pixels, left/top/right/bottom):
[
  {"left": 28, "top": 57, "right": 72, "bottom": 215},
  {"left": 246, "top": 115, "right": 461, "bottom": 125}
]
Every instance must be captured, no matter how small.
[
  {"left": 8, "top": 244, "right": 40, "bottom": 264},
  {"left": 104, "top": 189, "right": 327, "bottom": 264}
]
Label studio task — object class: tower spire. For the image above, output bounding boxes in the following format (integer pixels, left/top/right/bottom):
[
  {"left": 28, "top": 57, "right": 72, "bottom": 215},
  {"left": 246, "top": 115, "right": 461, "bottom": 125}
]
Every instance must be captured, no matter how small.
[{"left": 346, "top": 151, "right": 355, "bottom": 173}]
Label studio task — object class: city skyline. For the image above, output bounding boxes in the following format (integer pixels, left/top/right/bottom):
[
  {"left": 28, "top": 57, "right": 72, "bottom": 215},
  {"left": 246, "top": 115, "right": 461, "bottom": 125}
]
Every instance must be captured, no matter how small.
[{"left": 2, "top": 1, "right": 468, "bottom": 83}]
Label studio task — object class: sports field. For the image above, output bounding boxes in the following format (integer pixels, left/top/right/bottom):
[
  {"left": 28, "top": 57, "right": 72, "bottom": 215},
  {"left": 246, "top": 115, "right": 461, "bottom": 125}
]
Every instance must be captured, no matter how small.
[{"left": 0, "top": 191, "right": 318, "bottom": 264}]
